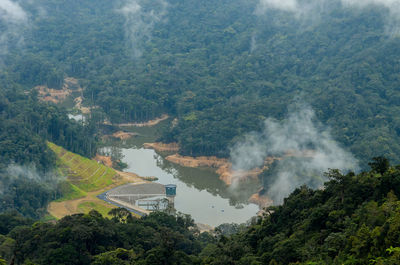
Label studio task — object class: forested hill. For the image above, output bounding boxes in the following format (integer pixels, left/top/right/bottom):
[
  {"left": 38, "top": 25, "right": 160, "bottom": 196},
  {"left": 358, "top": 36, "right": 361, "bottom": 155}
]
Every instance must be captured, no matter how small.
[
  {"left": 0, "top": 90, "right": 97, "bottom": 170},
  {"left": 0, "top": 158, "right": 399, "bottom": 264},
  {"left": 1, "top": 0, "right": 399, "bottom": 165},
  {"left": 0, "top": 88, "right": 98, "bottom": 218}
]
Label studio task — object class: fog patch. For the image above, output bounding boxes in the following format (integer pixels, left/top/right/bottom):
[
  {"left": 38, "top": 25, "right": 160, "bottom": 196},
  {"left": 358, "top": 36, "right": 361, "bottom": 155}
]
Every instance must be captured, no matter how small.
[
  {"left": 257, "top": 0, "right": 299, "bottom": 13},
  {"left": 117, "top": 0, "right": 168, "bottom": 57},
  {"left": 250, "top": 33, "right": 257, "bottom": 53},
  {"left": 256, "top": 0, "right": 400, "bottom": 34},
  {"left": 342, "top": 0, "right": 400, "bottom": 10},
  {"left": 229, "top": 104, "right": 358, "bottom": 204},
  {"left": 4, "top": 163, "right": 64, "bottom": 190},
  {"left": 255, "top": 0, "right": 329, "bottom": 17},
  {"left": 0, "top": 0, "right": 29, "bottom": 59},
  {"left": 342, "top": 0, "right": 400, "bottom": 35},
  {"left": 0, "top": 0, "right": 27, "bottom": 22}
]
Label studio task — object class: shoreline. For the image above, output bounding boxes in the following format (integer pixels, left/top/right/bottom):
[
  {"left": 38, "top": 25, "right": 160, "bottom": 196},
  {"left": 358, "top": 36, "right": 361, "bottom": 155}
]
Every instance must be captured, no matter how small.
[
  {"left": 143, "top": 142, "right": 180, "bottom": 152},
  {"left": 115, "top": 114, "right": 169, "bottom": 127},
  {"left": 143, "top": 142, "right": 279, "bottom": 207},
  {"left": 164, "top": 153, "right": 272, "bottom": 186}
]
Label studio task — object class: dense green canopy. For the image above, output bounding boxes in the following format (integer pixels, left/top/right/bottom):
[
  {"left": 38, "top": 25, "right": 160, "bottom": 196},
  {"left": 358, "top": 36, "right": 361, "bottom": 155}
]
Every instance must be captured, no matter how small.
[
  {"left": 1, "top": 1, "right": 400, "bottom": 262},
  {"left": 0, "top": 88, "right": 97, "bottom": 218},
  {"left": 1, "top": 0, "right": 399, "bottom": 166},
  {"left": 0, "top": 159, "right": 399, "bottom": 264}
]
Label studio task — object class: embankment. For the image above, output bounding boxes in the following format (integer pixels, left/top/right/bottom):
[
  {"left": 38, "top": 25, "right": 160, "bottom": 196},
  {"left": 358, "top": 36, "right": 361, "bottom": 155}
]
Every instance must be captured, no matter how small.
[
  {"left": 144, "top": 141, "right": 280, "bottom": 206},
  {"left": 111, "top": 131, "right": 138, "bottom": 140},
  {"left": 47, "top": 143, "right": 146, "bottom": 219},
  {"left": 165, "top": 154, "right": 271, "bottom": 186},
  {"left": 143, "top": 142, "right": 180, "bottom": 152},
  {"left": 165, "top": 154, "right": 227, "bottom": 168},
  {"left": 106, "top": 195, "right": 150, "bottom": 216},
  {"left": 248, "top": 191, "right": 273, "bottom": 209},
  {"left": 117, "top": 114, "right": 169, "bottom": 127}
]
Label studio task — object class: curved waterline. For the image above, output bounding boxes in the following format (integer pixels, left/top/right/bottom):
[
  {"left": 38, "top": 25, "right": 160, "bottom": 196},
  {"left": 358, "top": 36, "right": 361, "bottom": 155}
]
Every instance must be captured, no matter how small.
[{"left": 101, "top": 146, "right": 259, "bottom": 226}]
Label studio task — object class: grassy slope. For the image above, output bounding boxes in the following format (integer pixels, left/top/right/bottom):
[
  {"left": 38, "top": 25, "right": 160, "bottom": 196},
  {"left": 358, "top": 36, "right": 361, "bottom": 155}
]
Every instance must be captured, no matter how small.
[
  {"left": 47, "top": 142, "right": 141, "bottom": 218},
  {"left": 49, "top": 142, "right": 116, "bottom": 193}
]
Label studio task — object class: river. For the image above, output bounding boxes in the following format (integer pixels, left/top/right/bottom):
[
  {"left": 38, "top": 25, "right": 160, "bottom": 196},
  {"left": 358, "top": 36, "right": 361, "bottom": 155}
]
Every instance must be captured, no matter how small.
[{"left": 99, "top": 121, "right": 260, "bottom": 227}]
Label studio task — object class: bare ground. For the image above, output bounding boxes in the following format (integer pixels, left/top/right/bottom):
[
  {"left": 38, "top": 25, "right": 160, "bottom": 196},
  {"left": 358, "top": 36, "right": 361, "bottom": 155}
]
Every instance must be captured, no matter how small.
[
  {"left": 73, "top": 96, "right": 92, "bottom": 114},
  {"left": 196, "top": 223, "right": 214, "bottom": 233},
  {"left": 36, "top": 77, "right": 82, "bottom": 104},
  {"left": 95, "top": 155, "right": 113, "bottom": 167},
  {"left": 48, "top": 190, "right": 113, "bottom": 219},
  {"left": 248, "top": 192, "right": 273, "bottom": 209},
  {"left": 48, "top": 155, "right": 147, "bottom": 219},
  {"left": 111, "top": 131, "right": 139, "bottom": 140},
  {"left": 143, "top": 142, "right": 180, "bottom": 152},
  {"left": 117, "top": 114, "right": 169, "bottom": 127},
  {"left": 36, "top": 86, "right": 72, "bottom": 104},
  {"left": 165, "top": 154, "right": 273, "bottom": 186}
]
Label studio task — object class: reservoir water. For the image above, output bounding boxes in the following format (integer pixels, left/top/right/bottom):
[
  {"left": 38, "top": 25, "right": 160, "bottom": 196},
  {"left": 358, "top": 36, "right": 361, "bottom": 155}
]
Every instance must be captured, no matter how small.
[
  {"left": 68, "top": 113, "right": 85, "bottom": 122},
  {"left": 100, "top": 122, "right": 260, "bottom": 226}
]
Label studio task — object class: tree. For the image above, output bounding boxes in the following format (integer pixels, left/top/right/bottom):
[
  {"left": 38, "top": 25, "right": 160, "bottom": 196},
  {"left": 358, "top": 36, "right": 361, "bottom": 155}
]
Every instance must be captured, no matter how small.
[
  {"left": 108, "top": 208, "right": 132, "bottom": 223},
  {"left": 91, "top": 248, "right": 136, "bottom": 265},
  {"left": 369, "top": 157, "right": 390, "bottom": 175}
]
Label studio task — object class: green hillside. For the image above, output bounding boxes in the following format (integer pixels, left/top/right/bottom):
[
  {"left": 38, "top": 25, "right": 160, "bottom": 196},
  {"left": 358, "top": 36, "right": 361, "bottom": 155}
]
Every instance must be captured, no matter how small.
[
  {"left": 0, "top": 89, "right": 98, "bottom": 219},
  {"left": 49, "top": 142, "right": 116, "bottom": 193},
  {"left": 47, "top": 142, "right": 134, "bottom": 219}
]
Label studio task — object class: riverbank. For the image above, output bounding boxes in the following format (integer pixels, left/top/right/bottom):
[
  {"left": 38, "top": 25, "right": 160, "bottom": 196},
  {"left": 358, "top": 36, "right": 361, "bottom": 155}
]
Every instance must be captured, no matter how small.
[
  {"left": 248, "top": 191, "right": 273, "bottom": 209},
  {"left": 111, "top": 131, "right": 139, "bottom": 140},
  {"left": 117, "top": 147, "right": 260, "bottom": 225},
  {"left": 164, "top": 154, "right": 273, "bottom": 186},
  {"left": 143, "top": 142, "right": 180, "bottom": 152},
  {"left": 115, "top": 114, "right": 169, "bottom": 127},
  {"left": 94, "top": 117, "right": 263, "bottom": 224},
  {"left": 142, "top": 143, "right": 278, "bottom": 207}
]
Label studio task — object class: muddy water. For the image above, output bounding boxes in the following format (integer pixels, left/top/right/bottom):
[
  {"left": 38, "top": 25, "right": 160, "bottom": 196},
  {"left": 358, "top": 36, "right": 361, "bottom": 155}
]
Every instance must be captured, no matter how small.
[{"left": 101, "top": 122, "right": 260, "bottom": 226}]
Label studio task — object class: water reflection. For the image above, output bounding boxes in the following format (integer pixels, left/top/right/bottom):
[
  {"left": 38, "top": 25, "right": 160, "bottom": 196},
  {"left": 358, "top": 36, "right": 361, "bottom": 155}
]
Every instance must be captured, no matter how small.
[
  {"left": 68, "top": 114, "right": 85, "bottom": 122},
  {"left": 102, "top": 146, "right": 259, "bottom": 226},
  {"left": 100, "top": 120, "right": 259, "bottom": 226},
  {"left": 154, "top": 152, "right": 259, "bottom": 206}
]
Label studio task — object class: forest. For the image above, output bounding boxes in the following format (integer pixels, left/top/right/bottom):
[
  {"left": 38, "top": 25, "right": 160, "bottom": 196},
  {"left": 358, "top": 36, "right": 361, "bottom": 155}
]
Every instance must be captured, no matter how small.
[
  {"left": 0, "top": 159, "right": 398, "bottom": 264},
  {"left": 0, "top": 0, "right": 400, "bottom": 166},
  {"left": 0, "top": 88, "right": 98, "bottom": 218},
  {"left": 1, "top": 0, "right": 400, "bottom": 263}
]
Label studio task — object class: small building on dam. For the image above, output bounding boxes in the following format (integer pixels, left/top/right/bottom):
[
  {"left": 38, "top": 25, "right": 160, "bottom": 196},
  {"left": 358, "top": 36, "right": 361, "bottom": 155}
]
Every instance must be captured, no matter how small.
[{"left": 105, "top": 182, "right": 177, "bottom": 214}]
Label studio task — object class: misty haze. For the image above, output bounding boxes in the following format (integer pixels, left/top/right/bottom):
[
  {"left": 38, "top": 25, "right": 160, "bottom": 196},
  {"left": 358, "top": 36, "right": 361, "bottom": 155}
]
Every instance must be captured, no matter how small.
[{"left": 0, "top": 0, "right": 399, "bottom": 264}]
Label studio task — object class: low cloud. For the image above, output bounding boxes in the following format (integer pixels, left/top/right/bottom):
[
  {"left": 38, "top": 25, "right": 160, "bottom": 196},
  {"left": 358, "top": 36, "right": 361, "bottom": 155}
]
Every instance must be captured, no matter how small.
[
  {"left": 5, "top": 163, "right": 64, "bottom": 189},
  {"left": 0, "top": 0, "right": 28, "bottom": 22},
  {"left": 230, "top": 104, "right": 358, "bottom": 204},
  {"left": 342, "top": 0, "right": 400, "bottom": 9},
  {"left": 256, "top": 0, "right": 327, "bottom": 16},
  {"left": 257, "top": 0, "right": 400, "bottom": 16},
  {"left": 117, "top": 0, "right": 168, "bottom": 57},
  {"left": 0, "top": 0, "right": 29, "bottom": 59},
  {"left": 257, "top": 0, "right": 298, "bottom": 13},
  {"left": 342, "top": 0, "right": 400, "bottom": 34},
  {"left": 253, "top": 0, "right": 400, "bottom": 45}
]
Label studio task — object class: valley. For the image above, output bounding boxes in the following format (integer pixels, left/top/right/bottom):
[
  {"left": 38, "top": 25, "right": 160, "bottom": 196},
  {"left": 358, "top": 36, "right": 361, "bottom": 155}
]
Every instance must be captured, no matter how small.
[{"left": 1, "top": 0, "right": 400, "bottom": 264}]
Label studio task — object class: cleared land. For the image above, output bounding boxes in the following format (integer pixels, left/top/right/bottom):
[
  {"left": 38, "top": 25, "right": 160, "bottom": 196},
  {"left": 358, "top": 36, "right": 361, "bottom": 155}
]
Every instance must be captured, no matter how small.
[
  {"left": 36, "top": 77, "right": 82, "bottom": 104},
  {"left": 143, "top": 142, "right": 180, "bottom": 152},
  {"left": 116, "top": 114, "right": 169, "bottom": 127},
  {"left": 47, "top": 142, "right": 144, "bottom": 219}
]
